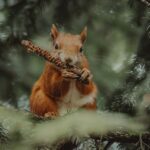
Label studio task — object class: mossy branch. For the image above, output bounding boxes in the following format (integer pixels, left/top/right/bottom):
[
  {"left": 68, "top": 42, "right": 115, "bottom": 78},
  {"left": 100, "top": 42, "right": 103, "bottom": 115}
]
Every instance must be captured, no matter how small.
[{"left": 0, "top": 107, "right": 149, "bottom": 149}]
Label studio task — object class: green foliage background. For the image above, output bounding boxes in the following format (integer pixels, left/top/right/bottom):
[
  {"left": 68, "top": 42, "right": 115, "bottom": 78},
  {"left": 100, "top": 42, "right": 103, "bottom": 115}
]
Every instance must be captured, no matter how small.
[
  {"left": 0, "top": 0, "right": 150, "bottom": 149},
  {"left": 0, "top": 0, "right": 149, "bottom": 112}
]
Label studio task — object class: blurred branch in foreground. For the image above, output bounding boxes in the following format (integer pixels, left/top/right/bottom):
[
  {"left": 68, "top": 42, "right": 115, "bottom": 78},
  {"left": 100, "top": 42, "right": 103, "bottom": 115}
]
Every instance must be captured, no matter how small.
[{"left": 0, "top": 106, "right": 149, "bottom": 149}]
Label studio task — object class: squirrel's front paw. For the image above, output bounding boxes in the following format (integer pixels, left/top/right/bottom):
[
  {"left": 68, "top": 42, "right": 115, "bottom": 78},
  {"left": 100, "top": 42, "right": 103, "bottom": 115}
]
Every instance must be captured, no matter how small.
[
  {"left": 61, "top": 69, "right": 78, "bottom": 80},
  {"left": 80, "top": 68, "right": 93, "bottom": 82}
]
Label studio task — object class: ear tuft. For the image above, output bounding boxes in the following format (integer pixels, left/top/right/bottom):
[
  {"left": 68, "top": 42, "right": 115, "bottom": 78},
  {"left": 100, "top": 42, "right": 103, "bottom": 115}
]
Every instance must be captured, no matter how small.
[
  {"left": 50, "top": 24, "right": 59, "bottom": 41},
  {"left": 80, "top": 26, "right": 87, "bottom": 43}
]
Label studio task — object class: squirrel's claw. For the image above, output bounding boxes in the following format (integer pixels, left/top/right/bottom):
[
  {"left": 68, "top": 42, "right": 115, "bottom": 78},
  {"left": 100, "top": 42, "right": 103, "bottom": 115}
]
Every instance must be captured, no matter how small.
[
  {"left": 61, "top": 68, "right": 92, "bottom": 83},
  {"left": 44, "top": 112, "right": 57, "bottom": 119},
  {"left": 80, "top": 68, "right": 92, "bottom": 82},
  {"left": 62, "top": 70, "right": 78, "bottom": 79}
]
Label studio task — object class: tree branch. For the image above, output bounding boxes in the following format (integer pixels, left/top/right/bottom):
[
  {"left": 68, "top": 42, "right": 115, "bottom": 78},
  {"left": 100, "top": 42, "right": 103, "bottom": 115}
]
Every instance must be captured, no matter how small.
[
  {"left": 97, "top": 131, "right": 150, "bottom": 143},
  {"left": 0, "top": 107, "right": 149, "bottom": 149},
  {"left": 140, "top": 0, "right": 150, "bottom": 7}
]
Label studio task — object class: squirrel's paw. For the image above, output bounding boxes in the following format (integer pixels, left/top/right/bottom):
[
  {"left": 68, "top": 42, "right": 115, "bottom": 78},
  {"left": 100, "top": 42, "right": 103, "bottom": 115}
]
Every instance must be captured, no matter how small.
[
  {"left": 44, "top": 112, "right": 57, "bottom": 119},
  {"left": 80, "top": 68, "right": 93, "bottom": 81},
  {"left": 62, "top": 69, "right": 78, "bottom": 79}
]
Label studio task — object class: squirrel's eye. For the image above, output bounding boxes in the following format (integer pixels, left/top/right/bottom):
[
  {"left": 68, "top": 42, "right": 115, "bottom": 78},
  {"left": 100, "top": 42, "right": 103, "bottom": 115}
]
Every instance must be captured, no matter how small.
[
  {"left": 55, "top": 44, "right": 59, "bottom": 49},
  {"left": 80, "top": 47, "right": 83, "bottom": 52}
]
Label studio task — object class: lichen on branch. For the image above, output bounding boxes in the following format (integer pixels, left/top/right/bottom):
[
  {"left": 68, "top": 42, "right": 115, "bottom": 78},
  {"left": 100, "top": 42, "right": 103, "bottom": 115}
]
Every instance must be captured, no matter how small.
[{"left": 0, "top": 106, "right": 149, "bottom": 149}]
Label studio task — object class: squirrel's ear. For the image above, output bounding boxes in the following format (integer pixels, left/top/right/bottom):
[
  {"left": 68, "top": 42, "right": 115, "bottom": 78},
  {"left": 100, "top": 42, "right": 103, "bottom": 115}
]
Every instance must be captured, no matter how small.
[
  {"left": 80, "top": 26, "right": 87, "bottom": 43},
  {"left": 50, "top": 24, "right": 59, "bottom": 41}
]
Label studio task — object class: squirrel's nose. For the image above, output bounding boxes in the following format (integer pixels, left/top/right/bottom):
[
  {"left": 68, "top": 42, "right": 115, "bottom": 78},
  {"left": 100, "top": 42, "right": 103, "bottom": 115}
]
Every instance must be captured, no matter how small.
[{"left": 65, "top": 58, "right": 72, "bottom": 64}]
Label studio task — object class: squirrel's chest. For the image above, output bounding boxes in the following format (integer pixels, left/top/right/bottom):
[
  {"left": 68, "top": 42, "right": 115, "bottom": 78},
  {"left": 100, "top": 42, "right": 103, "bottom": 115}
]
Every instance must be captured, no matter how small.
[
  {"left": 57, "top": 81, "right": 83, "bottom": 115},
  {"left": 63, "top": 81, "right": 82, "bottom": 105},
  {"left": 62, "top": 81, "right": 83, "bottom": 106},
  {"left": 57, "top": 81, "right": 95, "bottom": 115}
]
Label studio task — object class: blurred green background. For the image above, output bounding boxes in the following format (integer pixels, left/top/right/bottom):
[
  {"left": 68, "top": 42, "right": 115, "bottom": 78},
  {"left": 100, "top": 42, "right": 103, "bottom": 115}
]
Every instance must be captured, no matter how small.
[{"left": 0, "top": 0, "right": 149, "bottom": 113}]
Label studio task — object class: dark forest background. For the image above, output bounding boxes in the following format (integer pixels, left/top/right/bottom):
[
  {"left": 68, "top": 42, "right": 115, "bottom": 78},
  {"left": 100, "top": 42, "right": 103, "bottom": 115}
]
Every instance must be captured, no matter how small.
[{"left": 0, "top": 0, "right": 150, "bottom": 149}]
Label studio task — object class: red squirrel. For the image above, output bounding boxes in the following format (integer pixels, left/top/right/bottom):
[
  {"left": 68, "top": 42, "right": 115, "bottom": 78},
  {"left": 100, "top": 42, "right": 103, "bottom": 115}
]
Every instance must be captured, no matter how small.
[{"left": 30, "top": 24, "right": 97, "bottom": 117}]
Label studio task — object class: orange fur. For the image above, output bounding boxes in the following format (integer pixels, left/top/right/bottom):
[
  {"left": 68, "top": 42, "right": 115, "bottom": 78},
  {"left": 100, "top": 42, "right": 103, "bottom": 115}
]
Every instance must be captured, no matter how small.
[
  {"left": 82, "top": 99, "right": 97, "bottom": 110},
  {"left": 30, "top": 25, "right": 97, "bottom": 117}
]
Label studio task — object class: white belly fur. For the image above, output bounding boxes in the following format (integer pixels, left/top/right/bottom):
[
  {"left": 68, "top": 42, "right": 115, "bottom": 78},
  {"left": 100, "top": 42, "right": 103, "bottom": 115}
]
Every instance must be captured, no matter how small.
[{"left": 58, "top": 81, "right": 96, "bottom": 116}]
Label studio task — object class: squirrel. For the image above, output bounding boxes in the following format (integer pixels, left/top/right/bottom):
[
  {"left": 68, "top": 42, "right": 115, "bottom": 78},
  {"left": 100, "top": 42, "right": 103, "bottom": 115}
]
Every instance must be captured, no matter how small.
[{"left": 30, "top": 24, "right": 97, "bottom": 117}]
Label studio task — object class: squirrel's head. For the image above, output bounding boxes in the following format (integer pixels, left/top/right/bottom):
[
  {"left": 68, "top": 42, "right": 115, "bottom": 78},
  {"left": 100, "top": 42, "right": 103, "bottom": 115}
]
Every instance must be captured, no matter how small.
[{"left": 50, "top": 24, "right": 87, "bottom": 66}]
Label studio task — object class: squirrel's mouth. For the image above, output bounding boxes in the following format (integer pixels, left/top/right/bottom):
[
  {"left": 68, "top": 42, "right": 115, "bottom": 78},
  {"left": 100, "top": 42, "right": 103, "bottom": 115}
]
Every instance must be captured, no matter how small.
[
  {"left": 51, "top": 50, "right": 81, "bottom": 67},
  {"left": 65, "top": 61, "right": 75, "bottom": 66},
  {"left": 59, "top": 54, "right": 77, "bottom": 66},
  {"left": 65, "top": 61, "right": 82, "bottom": 70}
]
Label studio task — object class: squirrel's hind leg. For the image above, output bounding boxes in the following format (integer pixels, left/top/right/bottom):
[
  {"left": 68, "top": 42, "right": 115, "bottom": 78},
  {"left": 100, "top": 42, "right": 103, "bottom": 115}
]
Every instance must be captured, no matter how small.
[
  {"left": 82, "top": 99, "right": 97, "bottom": 110},
  {"left": 30, "top": 86, "right": 58, "bottom": 118}
]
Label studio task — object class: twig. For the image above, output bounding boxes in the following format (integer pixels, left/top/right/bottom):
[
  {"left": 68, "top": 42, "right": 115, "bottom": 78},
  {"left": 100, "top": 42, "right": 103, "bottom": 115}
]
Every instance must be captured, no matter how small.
[
  {"left": 140, "top": 0, "right": 150, "bottom": 7},
  {"left": 139, "top": 134, "right": 144, "bottom": 150},
  {"left": 142, "top": 141, "right": 150, "bottom": 149},
  {"left": 104, "top": 141, "right": 113, "bottom": 150},
  {"left": 21, "top": 40, "right": 89, "bottom": 84}
]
